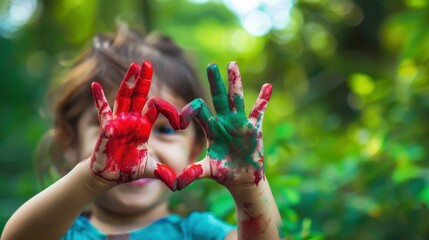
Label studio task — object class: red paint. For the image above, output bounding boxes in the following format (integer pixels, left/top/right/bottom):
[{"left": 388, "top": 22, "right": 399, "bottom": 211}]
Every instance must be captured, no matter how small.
[
  {"left": 145, "top": 98, "right": 180, "bottom": 129},
  {"left": 261, "top": 83, "right": 273, "bottom": 100},
  {"left": 227, "top": 62, "right": 240, "bottom": 85},
  {"left": 243, "top": 202, "right": 253, "bottom": 209},
  {"left": 154, "top": 163, "right": 177, "bottom": 191},
  {"left": 91, "top": 61, "right": 177, "bottom": 186},
  {"left": 253, "top": 153, "right": 265, "bottom": 186},
  {"left": 249, "top": 101, "right": 267, "bottom": 120},
  {"left": 179, "top": 109, "right": 193, "bottom": 130},
  {"left": 113, "top": 61, "right": 154, "bottom": 114},
  {"left": 94, "top": 112, "right": 151, "bottom": 183},
  {"left": 179, "top": 99, "right": 212, "bottom": 136},
  {"left": 228, "top": 96, "right": 237, "bottom": 111},
  {"left": 211, "top": 160, "right": 231, "bottom": 184},
  {"left": 179, "top": 101, "right": 200, "bottom": 129},
  {"left": 130, "top": 60, "right": 153, "bottom": 112},
  {"left": 239, "top": 214, "right": 271, "bottom": 240},
  {"left": 114, "top": 62, "right": 141, "bottom": 114},
  {"left": 249, "top": 84, "right": 272, "bottom": 120},
  {"left": 177, "top": 164, "right": 204, "bottom": 190},
  {"left": 176, "top": 64, "right": 271, "bottom": 190},
  {"left": 91, "top": 82, "right": 112, "bottom": 124}
]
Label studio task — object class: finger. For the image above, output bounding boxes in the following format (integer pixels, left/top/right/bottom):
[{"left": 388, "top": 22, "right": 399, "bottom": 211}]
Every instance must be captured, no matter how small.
[
  {"left": 113, "top": 62, "right": 141, "bottom": 115},
  {"left": 180, "top": 98, "right": 213, "bottom": 134},
  {"left": 145, "top": 158, "right": 177, "bottom": 191},
  {"left": 142, "top": 97, "right": 180, "bottom": 130},
  {"left": 227, "top": 61, "right": 245, "bottom": 114},
  {"left": 130, "top": 60, "right": 153, "bottom": 113},
  {"left": 91, "top": 82, "right": 113, "bottom": 128},
  {"left": 154, "top": 163, "right": 177, "bottom": 191},
  {"left": 176, "top": 158, "right": 211, "bottom": 190},
  {"left": 207, "top": 63, "right": 229, "bottom": 115},
  {"left": 249, "top": 83, "right": 272, "bottom": 127}
]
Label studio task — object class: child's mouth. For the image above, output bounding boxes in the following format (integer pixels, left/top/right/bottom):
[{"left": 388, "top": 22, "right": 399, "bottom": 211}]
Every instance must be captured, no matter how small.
[{"left": 128, "top": 178, "right": 154, "bottom": 186}]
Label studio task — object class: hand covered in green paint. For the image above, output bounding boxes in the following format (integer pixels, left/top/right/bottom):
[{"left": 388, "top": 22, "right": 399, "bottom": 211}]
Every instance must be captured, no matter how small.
[{"left": 177, "top": 62, "right": 272, "bottom": 190}]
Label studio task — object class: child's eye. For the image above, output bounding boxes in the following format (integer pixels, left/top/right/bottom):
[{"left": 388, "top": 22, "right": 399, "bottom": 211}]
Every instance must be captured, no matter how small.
[{"left": 155, "top": 126, "right": 176, "bottom": 135}]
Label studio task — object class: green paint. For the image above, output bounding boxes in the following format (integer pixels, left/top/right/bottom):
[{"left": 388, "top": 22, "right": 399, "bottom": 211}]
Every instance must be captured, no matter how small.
[
  {"left": 206, "top": 113, "right": 261, "bottom": 169},
  {"left": 207, "top": 118, "right": 231, "bottom": 161},
  {"left": 207, "top": 64, "right": 224, "bottom": 95},
  {"left": 277, "top": 221, "right": 285, "bottom": 239},
  {"left": 189, "top": 64, "right": 265, "bottom": 181},
  {"left": 183, "top": 98, "right": 214, "bottom": 136},
  {"left": 207, "top": 64, "right": 229, "bottom": 114},
  {"left": 233, "top": 92, "right": 244, "bottom": 113}
]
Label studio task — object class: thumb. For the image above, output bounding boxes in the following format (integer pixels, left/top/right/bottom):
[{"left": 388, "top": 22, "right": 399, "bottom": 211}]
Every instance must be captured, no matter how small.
[
  {"left": 144, "top": 156, "right": 177, "bottom": 191},
  {"left": 176, "top": 156, "right": 211, "bottom": 190}
]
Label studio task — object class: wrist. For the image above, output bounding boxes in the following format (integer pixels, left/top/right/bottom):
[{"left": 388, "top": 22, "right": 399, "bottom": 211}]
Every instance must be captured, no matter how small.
[
  {"left": 75, "top": 159, "right": 116, "bottom": 194},
  {"left": 226, "top": 177, "right": 270, "bottom": 201},
  {"left": 228, "top": 178, "right": 283, "bottom": 239}
]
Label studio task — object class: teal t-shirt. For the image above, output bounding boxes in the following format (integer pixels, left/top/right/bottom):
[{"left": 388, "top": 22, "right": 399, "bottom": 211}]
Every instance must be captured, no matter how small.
[{"left": 62, "top": 212, "right": 235, "bottom": 240}]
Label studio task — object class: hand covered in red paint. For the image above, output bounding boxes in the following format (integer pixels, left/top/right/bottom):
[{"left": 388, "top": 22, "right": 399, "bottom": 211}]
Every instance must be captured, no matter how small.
[
  {"left": 90, "top": 61, "right": 179, "bottom": 190},
  {"left": 177, "top": 62, "right": 272, "bottom": 190}
]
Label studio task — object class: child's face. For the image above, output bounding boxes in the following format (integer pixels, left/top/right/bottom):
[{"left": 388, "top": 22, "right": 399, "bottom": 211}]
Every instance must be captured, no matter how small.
[{"left": 77, "top": 83, "right": 201, "bottom": 215}]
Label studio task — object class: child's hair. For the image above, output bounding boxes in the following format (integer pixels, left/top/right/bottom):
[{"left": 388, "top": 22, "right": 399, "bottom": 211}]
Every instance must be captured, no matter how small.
[{"left": 37, "top": 23, "right": 206, "bottom": 184}]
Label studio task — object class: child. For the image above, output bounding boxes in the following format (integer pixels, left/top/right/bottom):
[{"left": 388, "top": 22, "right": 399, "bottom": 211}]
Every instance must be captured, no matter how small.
[{"left": 1, "top": 24, "right": 283, "bottom": 240}]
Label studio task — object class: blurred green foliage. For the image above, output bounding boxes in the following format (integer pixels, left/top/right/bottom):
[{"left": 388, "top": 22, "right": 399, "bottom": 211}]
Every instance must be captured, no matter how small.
[{"left": 1, "top": 0, "right": 429, "bottom": 239}]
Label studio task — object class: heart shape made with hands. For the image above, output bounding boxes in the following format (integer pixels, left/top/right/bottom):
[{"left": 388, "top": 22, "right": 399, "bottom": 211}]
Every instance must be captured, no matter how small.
[{"left": 90, "top": 60, "right": 272, "bottom": 192}]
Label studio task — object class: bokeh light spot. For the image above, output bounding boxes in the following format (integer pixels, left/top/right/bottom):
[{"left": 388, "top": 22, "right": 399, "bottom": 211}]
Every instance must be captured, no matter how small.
[
  {"left": 398, "top": 59, "right": 417, "bottom": 83},
  {"left": 224, "top": 0, "right": 294, "bottom": 36},
  {"left": 242, "top": 10, "right": 272, "bottom": 36},
  {"left": 348, "top": 73, "right": 375, "bottom": 96},
  {"left": 0, "top": 0, "right": 38, "bottom": 38}
]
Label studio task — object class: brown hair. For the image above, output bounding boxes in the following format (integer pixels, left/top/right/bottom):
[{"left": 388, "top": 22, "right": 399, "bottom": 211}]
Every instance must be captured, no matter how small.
[{"left": 37, "top": 24, "right": 207, "bottom": 184}]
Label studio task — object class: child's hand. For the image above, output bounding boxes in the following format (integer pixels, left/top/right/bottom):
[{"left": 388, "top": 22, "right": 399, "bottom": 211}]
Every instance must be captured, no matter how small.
[
  {"left": 177, "top": 62, "right": 271, "bottom": 190},
  {"left": 90, "top": 61, "right": 179, "bottom": 190}
]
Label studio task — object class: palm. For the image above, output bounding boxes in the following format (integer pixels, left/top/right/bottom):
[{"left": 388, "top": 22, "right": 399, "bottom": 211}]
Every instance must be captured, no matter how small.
[
  {"left": 205, "top": 114, "right": 261, "bottom": 185},
  {"left": 102, "top": 112, "right": 150, "bottom": 147},
  {"left": 94, "top": 112, "right": 151, "bottom": 183}
]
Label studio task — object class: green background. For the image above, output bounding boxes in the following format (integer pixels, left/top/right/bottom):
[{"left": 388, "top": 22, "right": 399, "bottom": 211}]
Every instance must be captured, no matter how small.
[{"left": 1, "top": 0, "right": 429, "bottom": 239}]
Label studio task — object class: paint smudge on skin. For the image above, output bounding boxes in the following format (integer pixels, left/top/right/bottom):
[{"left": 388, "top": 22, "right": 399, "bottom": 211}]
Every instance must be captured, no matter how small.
[
  {"left": 177, "top": 62, "right": 271, "bottom": 188},
  {"left": 206, "top": 115, "right": 260, "bottom": 170},
  {"left": 129, "top": 62, "right": 152, "bottom": 113},
  {"left": 243, "top": 202, "right": 253, "bottom": 209},
  {"left": 179, "top": 98, "right": 212, "bottom": 134},
  {"left": 227, "top": 62, "right": 240, "bottom": 85},
  {"left": 253, "top": 153, "right": 265, "bottom": 186},
  {"left": 176, "top": 164, "right": 204, "bottom": 190},
  {"left": 114, "top": 62, "right": 141, "bottom": 115},
  {"left": 239, "top": 214, "right": 271, "bottom": 240},
  {"left": 211, "top": 159, "right": 233, "bottom": 185},
  {"left": 232, "top": 93, "right": 244, "bottom": 113},
  {"left": 249, "top": 84, "right": 272, "bottom": 122},
  {"left": 207, "top": 64, "right": 230, "bottom": 115},
  {"left": 92, "top": 112, "right": 150, "bottom": 183},
  {"left": 154, "top": 163, "right": 177, "bottom": 191},
  {"left": 145, "top": 97, "right": 181, "bottom": 129},
  {"left": 277, "top": 221, "right": 285, "bottom": 239}
]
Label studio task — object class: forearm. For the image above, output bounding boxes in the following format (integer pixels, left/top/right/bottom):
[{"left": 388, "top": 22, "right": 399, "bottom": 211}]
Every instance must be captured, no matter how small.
[
  {"left": 1, "top": 160, "right": 114, "bottom": 240},
  {"left": 228, "top": 178, "right": 283, "bottom": 240}
]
